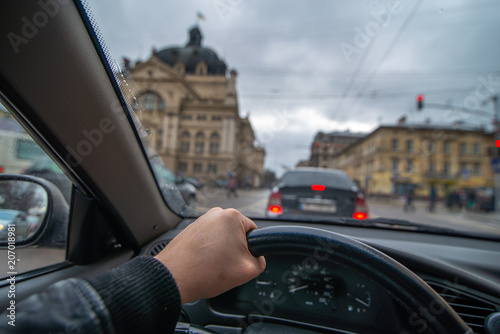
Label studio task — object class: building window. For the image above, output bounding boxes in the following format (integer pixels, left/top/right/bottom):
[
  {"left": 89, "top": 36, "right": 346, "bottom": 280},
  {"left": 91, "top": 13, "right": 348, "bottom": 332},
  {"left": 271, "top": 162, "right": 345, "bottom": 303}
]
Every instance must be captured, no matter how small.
[
  {"left": 406, "top": 140, "right": 413, "bottom": 152},
  {"left": 193, "top": 163, "right": 202, "bottom": 174},
  {"left": 391, "top": 158, "right": 399, "bottom": 172},
  {"left": 208, "top": 163, "right": 217, "bottom": 174},
  {"left": 443, "top": 162, "right": 450, "bottom": 176},
  {"left": 443, "top": 141, "right": 451, "bottom": 154},
  {"left": 182, "top": 114, "right": 192, "bottom": 120},
  {"left": 460, "top": 164, "right": 468, "bottom": 177},
  {"left": 137, "top": 92, "right": 165, "bottom": 111},
  {"left": 473, "top": 163, "right": 481, "bottom": 176},
  {"left": 180, "top": 131, "right": 190, "bottom": 153},
  {"left": 178, "top": 162, "right": 187, "bottom": 173},
  {"left": 174, "top": 61, "right": 185, "bottom": 74},
  {"left": 473, "top": 143, "right": 481, "bottom": 155},
  {"left": 197, "top": 115, "right": 207, "bottom": 121},
  {"left": 209, "top": 132, "right": 220, "bottom": 154},
  {"left": 460, "top": 142, "right": 467, "bottom": 154},
  {"left": 428, "top": 160, "right": 435, "bottom": 173},
  {"left": 428, "top": 141, "right": 435, "bottom": 153},
  {"left": 391, "top": 139, "right": 399, "bottom": 151},
  {"left": 194, "top": 132, "right": 205, "bottom": 154},
  {"left": 196, "top": 62, "right": 207, "bottom": 75},
  {"left": 406, "top": 159, "right": 413, "bottom": 172},
  {"left": 212, "top": 115, "right": 221, "bottom": 121}
]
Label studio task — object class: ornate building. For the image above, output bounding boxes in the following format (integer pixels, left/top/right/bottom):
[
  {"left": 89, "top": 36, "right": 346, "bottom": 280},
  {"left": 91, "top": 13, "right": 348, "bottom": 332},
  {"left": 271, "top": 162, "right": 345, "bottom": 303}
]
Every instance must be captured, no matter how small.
[{"left": 126, "top": 26, "right": 265, "bottom": 187}]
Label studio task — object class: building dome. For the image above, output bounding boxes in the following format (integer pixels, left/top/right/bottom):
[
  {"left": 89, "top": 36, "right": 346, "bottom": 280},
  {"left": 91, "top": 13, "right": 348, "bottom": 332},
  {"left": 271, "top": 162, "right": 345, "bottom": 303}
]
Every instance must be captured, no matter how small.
[{"left": 156, "top": 26, "right": 227, "bottom": 75}]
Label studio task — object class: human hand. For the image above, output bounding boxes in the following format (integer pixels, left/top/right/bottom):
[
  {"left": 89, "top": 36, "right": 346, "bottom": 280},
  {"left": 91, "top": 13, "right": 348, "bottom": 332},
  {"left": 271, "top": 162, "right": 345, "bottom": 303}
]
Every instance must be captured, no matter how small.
[{"left": 155, "top": 207, "right": 266, "bottom": 304}]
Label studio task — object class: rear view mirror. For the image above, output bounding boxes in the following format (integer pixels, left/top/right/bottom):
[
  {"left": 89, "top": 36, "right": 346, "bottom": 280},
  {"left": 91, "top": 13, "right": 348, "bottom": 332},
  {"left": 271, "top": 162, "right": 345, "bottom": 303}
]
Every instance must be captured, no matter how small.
[{"left": 0, "top": 175, "right": 68, "bottom": 246}]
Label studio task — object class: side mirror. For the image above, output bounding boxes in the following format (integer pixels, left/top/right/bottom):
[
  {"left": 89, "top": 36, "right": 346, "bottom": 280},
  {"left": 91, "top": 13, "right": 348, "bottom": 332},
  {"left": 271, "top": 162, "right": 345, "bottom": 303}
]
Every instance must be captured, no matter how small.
[{"left": 0, "top": 175, "right": 68, "bottom": 247}]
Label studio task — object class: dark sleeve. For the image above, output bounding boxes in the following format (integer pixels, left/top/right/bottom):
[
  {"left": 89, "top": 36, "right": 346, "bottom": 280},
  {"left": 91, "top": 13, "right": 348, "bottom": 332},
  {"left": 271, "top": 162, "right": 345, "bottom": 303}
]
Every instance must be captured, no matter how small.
[
  {"left": 87, "top": 256, "right": 181, "bottom": 334},
  {"left": 0, "top": 256, "right": 181, "bottom": 334}
]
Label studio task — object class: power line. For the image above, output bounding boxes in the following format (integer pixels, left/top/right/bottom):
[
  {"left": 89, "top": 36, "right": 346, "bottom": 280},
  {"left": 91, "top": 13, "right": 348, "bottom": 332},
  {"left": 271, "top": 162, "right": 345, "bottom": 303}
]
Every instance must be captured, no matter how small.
[{"left": 239, "top": 85, "right": 476, "bottom": 100}]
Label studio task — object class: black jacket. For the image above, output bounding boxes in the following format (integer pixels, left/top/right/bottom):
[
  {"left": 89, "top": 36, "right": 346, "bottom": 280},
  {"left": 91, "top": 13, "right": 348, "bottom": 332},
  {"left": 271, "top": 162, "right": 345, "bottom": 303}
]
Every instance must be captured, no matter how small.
[{"left": 0, "top": 256, "right": 181, "bottom": 333}]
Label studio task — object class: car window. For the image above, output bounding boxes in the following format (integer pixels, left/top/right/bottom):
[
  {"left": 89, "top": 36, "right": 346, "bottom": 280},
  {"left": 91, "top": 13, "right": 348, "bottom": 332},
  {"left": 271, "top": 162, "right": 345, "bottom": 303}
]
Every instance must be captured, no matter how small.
[
  {"left": 281, "top": 171, "right": 355, "bottom": 189},
  {"left": 86, "top": 0, "right": 500, "bottom": 239},
  {"left": 0, "top": 104, "right": 70, "bottom": 277}
]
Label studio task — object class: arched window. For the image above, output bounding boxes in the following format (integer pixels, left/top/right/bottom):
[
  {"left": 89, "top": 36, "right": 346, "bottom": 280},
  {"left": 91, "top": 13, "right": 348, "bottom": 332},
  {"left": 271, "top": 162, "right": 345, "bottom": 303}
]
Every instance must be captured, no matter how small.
[
  {"left": 135, "top": 91, "right": 165, "bottom": 112},
  {"left": 180, "top": 131, "right": 191, "bottom": 153},
  {"left": 194, "top": 132, "right": 205, "bottom": 154},
  {"left": 196, "top": 61, "right": 207, "bottom": 76},
  {"left": 174, "top": 61, "right": 185, "bottom": 75},
  {"left": 209, "top": 132, "right": 220, "bottom": 154}
]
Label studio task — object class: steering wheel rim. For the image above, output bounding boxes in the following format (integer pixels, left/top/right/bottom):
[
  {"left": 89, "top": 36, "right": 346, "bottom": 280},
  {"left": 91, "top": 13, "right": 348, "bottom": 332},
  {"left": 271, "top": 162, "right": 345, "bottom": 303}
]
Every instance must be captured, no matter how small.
[{"left": 247, "top": 226, "right": 472, "bottom": 334}]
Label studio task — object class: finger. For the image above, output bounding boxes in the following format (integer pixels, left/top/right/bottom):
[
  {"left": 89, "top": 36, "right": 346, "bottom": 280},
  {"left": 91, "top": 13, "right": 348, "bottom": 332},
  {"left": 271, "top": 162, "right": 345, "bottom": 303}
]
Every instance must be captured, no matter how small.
[
  {"left": 240, "top": 215, "right": 258, "bottom": 233},
  {"left": 206, "top": 207, "right": 223, "bottom": 215}
]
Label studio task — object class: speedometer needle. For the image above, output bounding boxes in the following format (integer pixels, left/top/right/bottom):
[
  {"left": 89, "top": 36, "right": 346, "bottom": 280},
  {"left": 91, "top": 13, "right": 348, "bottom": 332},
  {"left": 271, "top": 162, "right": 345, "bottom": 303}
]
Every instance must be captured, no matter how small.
[
  {"left": 256, "top": 281, "right": 273, "bottom": 286},
  {"left": 289, "top": 285, "right": 308, "bottom": 293},
  {"left": 355, "top": 298, "right": 370, "bottom": 307}
]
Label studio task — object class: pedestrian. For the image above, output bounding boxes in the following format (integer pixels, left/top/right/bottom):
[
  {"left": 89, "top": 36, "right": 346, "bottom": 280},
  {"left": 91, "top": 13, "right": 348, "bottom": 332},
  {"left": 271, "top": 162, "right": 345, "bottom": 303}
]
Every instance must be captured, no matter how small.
[
  {"left": 403, "top": 185, "right": 415, "bottom": 212},
  {"left": 428, "top": 185, "right": 437, "bottom": 212},
  {"left": 227, "top": 172, "right": 238, "bottom": 198}
]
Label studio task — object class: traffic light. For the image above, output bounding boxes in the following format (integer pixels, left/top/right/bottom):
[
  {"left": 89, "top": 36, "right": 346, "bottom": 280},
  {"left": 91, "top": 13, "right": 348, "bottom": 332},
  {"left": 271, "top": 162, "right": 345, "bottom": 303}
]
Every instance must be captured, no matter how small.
[{"left": 416, "top": 94, "right": 424, "bottom": 110}]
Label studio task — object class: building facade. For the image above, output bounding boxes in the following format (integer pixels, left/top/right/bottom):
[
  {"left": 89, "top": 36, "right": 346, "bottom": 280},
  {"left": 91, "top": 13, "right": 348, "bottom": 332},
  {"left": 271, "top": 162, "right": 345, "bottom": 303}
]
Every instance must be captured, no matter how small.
[
  {"left": 332, "top": 123, "right": 494, "bottom": 198},
  {"left": 125, "top": 26, "right": 265, "bottom": 187},
  {"left": 309, "top": 131, "right": 365, "bottom": 168}
]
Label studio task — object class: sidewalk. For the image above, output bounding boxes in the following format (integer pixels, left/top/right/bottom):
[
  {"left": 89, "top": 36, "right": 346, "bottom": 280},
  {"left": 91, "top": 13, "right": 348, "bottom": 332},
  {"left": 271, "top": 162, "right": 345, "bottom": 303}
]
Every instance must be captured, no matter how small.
[{"left": 367, "top": 196, "right": 500, "bottom": 225}]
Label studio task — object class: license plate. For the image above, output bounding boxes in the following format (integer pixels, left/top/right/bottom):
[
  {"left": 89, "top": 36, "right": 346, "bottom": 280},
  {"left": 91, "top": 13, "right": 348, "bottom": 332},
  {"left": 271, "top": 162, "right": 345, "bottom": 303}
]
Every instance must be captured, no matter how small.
[{"left": 300, "top": 201, "right": 337, "bottom": 213}]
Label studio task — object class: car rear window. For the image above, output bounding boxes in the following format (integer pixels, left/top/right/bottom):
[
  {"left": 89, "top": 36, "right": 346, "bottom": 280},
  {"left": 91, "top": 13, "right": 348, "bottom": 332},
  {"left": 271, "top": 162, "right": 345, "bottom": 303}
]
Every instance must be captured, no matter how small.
[{"left": 280, "top": 170, "right": 355, "bottom": 190}]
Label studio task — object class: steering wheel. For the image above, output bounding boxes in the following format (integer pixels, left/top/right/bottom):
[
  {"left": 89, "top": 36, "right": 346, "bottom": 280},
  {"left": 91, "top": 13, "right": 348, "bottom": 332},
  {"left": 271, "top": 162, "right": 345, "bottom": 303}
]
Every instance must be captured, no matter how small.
[{"left": 246, "top": 226, "right": 472, "bottom": 334}]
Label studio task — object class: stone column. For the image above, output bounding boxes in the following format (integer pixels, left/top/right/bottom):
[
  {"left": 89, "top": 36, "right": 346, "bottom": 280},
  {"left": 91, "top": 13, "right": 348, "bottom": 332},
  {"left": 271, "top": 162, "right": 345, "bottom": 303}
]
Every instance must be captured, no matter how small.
[
  {"left": 170, "top": 114, "right": 178, "bottom": 151},
  {"left": 162, "top": 115, "right": 169, "bottom": 149},
  {"left": 221, "top": 118, "right": 229, "bottom": 152}
]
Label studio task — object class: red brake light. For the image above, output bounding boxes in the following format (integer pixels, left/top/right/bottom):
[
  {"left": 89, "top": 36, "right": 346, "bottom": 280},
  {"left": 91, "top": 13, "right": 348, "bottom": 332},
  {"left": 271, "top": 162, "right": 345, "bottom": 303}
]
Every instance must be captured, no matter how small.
[
  {"left": 269, "top": 205, "right": 282, "bottom": 214},
  {"left": 353, "top": 212, "right": 368, "bottom": 220},
  {"left": 353, "top": 194, "right": 368, "bottom": 220},
  {"left": 267, "top": 190, "right": 283, "bottom": 215},
  {"left": 311, "top": 184, "right": 325, "bottom": 191},
  {"left": 0, "top": 166, "right": 3, "bottom": 173}
]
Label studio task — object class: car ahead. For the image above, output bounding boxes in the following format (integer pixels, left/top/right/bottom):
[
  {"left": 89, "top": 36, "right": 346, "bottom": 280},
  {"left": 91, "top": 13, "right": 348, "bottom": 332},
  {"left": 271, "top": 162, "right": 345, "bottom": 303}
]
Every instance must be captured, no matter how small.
[
  {"left": 0, "top": 2, "right": 499, "bottom": 334},
  {"left": 266, "top": 168, "right": 368, "bottom": 220}
]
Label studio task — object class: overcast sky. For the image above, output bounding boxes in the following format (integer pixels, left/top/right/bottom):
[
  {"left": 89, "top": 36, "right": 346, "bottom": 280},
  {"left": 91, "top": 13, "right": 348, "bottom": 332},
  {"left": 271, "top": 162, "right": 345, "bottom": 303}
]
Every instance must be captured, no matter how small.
[{"left": 88, "top": 0, "right": 500, "bottom": 175}]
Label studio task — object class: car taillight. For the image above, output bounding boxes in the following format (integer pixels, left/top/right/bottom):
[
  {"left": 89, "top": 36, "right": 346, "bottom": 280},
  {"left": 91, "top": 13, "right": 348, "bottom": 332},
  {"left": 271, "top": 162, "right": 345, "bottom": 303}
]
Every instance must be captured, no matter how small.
[
  {"left": 353, "top": 194, "right": 368, "bottom": 220},
  {"left": 311, "top": 184, "right": 325, "bottom": 191},
  {"left": 267, "top": 189, "right": 283, "bottom": 215},
  {"left": 0, "top": 166, "right": 3, "bottom": 173}
]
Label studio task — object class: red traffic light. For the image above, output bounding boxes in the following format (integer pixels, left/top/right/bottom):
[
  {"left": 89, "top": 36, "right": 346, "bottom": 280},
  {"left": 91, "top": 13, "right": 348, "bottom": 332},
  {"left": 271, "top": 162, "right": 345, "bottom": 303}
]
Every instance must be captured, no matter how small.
[{"left": 416, "top": 94, "right": 424, "bottom": 110}]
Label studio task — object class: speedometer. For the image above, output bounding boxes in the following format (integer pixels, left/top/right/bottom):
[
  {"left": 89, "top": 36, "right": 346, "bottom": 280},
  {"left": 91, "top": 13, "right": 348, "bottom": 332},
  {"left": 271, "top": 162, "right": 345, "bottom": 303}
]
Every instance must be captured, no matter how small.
[{"left": 286, "top": 262, "right": 336, "bottom": 310}]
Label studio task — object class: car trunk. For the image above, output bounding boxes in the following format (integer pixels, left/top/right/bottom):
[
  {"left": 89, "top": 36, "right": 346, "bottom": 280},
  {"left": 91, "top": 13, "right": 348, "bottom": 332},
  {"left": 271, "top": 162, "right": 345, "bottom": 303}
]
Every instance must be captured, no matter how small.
[{"left": 280, "top": 186, "right": 356, "bottom": 217}]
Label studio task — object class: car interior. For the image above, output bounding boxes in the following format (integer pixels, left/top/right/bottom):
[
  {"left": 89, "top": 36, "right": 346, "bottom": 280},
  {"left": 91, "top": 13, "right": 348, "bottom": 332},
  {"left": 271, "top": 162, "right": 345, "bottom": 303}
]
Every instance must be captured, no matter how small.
[{"left": 0, "top": 1, "right": 499, "bottom": 334}]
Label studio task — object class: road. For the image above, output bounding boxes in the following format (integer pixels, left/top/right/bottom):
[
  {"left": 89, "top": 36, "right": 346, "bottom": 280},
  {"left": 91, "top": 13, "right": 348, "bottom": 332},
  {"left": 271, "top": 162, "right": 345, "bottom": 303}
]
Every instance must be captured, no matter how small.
[{"left": 191, "top": 188, "right": 500, "bottom": 236}]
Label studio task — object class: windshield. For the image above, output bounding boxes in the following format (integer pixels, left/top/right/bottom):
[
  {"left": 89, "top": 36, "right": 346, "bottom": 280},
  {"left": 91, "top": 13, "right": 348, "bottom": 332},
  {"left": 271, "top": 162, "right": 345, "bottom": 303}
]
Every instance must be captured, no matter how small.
[{"left": 87, "top": 0, "right": 500, "bottom": 239}]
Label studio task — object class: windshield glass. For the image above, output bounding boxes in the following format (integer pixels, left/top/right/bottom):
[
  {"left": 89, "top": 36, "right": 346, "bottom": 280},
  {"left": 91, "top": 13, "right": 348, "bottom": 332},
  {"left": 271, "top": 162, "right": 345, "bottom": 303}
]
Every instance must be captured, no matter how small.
[{"left": 87, "top": 0, "right": 500, "bottom": 239}]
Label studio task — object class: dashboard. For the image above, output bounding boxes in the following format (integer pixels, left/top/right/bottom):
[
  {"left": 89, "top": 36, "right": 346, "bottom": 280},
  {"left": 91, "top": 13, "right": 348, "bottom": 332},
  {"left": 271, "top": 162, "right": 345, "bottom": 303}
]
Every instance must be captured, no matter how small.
[
  {"left": 143, "top": 219, "right": 500, "bottom": 334},
  {"left": 210, "top": 255, "right": 400, "bottom": 333}
]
